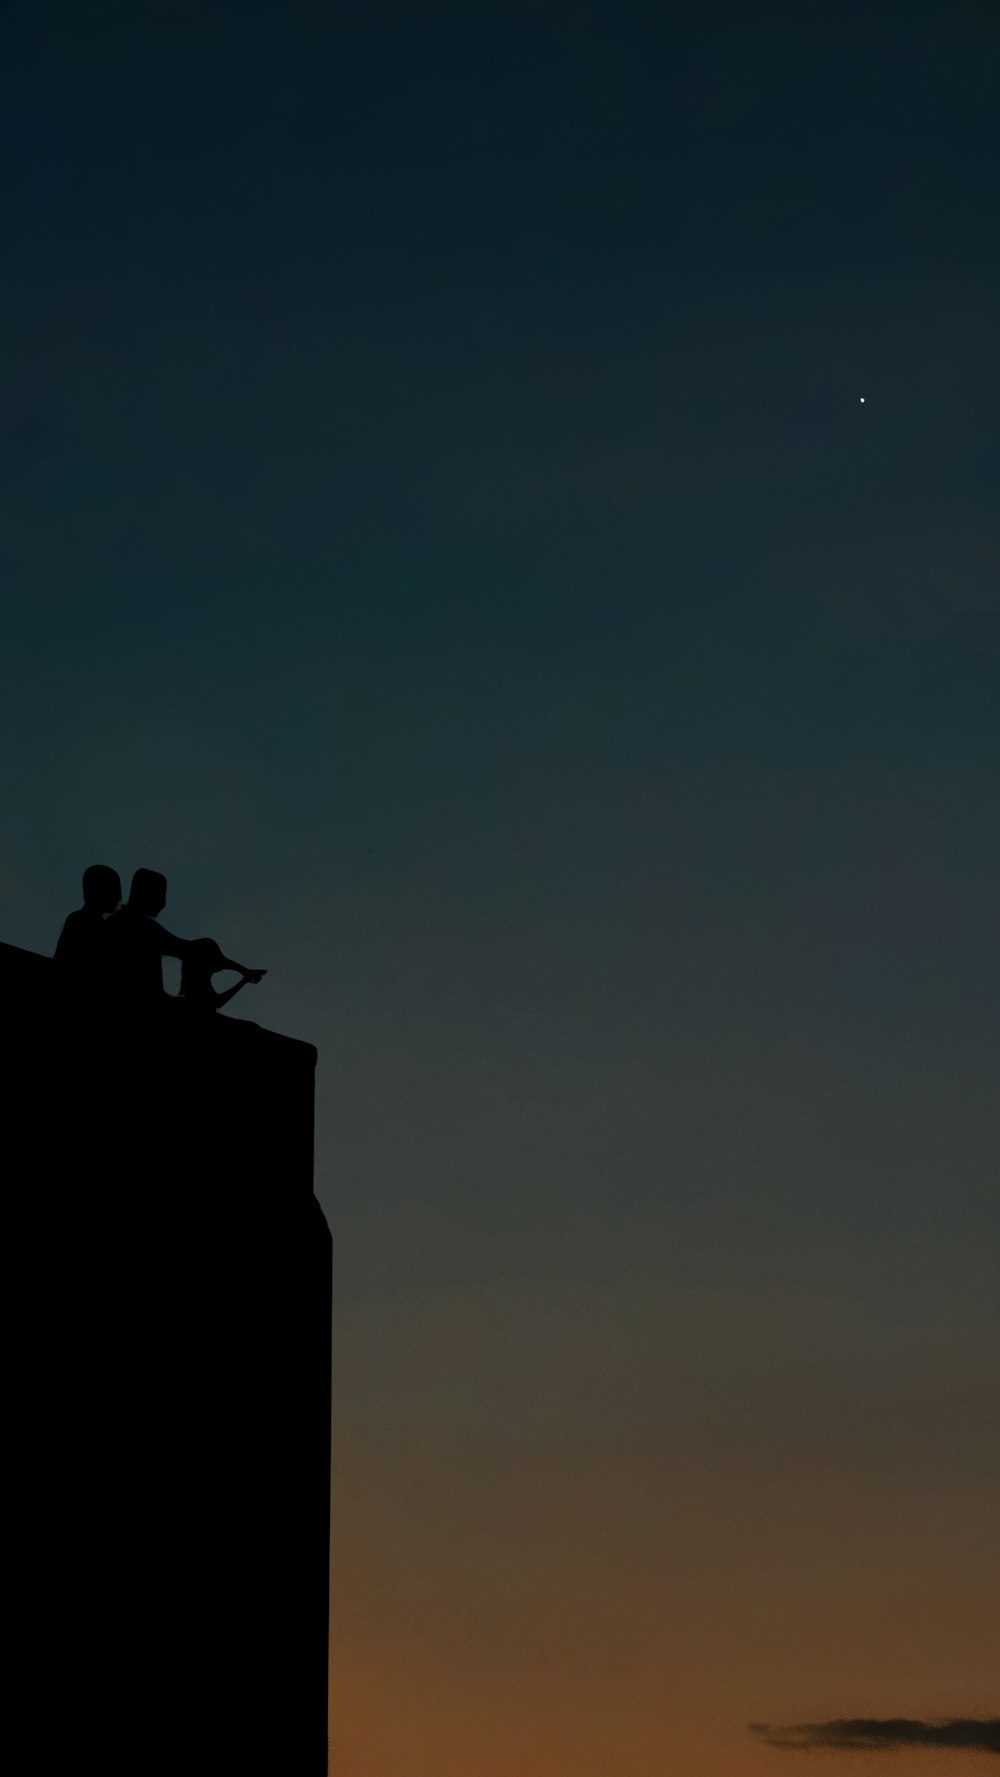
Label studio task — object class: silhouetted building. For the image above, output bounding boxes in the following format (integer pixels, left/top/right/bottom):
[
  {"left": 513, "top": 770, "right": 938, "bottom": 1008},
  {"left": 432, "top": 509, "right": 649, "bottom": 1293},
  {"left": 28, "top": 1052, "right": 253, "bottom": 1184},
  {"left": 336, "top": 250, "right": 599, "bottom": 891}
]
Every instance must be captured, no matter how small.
[{"left": 2, "top": 940, "right": 332, "bottom": 1776}]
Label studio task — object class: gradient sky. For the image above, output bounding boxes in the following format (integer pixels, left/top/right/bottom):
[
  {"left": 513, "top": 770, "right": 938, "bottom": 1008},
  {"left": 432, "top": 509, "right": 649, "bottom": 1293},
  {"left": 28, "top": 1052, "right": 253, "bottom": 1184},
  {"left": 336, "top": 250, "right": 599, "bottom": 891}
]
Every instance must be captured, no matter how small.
[{"left": 2, "top": 3, "right": 997, "bottom": 1773}]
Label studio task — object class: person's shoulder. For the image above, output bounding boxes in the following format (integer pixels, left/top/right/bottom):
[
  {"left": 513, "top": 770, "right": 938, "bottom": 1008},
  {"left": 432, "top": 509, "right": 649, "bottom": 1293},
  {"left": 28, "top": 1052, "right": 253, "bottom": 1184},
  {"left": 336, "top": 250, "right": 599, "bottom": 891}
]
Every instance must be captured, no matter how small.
[
  {"left": 55, "top": 905, "right": 96, "bottom": 941},
  {"left": 55, "top": 906, "right": 109, "bottom": 963},
  {"left": 54, "top": 908, "right": 86, "bottom": 957}
]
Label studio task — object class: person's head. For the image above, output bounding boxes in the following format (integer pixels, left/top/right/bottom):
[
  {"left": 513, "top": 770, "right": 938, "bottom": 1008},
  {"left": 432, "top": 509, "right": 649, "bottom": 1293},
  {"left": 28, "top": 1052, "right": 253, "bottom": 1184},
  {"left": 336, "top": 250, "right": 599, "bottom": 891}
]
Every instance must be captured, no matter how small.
[
  {"left": 179, "top": 937, "right": 225, "bottom": 998},
  {"left": 128, "top": 868, "right": 168, "bottom": 918},
  {"left": 81, "top": 864, "right": 121, "bottom": 915}
]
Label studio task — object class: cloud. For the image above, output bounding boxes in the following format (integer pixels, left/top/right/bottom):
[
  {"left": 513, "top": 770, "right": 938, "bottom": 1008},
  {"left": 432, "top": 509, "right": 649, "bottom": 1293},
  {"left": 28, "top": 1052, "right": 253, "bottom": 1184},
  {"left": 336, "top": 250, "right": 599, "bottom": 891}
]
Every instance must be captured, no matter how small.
[{"left": 749, "top": 1719, "right": 1000, "bottom": 1756}]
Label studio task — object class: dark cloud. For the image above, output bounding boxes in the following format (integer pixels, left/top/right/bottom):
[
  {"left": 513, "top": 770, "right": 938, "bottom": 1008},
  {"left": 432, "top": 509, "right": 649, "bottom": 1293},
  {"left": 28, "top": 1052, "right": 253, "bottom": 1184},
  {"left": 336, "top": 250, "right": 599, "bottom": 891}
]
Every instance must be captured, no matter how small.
[{"left": 750, "top": 1719, "right": 1000, "bottom": 1755}]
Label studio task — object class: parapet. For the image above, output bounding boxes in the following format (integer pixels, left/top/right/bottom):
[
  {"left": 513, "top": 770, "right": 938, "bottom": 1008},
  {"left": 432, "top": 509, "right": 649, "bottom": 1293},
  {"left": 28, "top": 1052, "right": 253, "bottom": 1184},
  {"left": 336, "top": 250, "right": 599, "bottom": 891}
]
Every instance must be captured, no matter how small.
[
  {"left": 1, "top": 939, "right": 332, "bottom": 1776},
  {"left": 2, "top": 938, "right": 319, "bottom": 1201}
]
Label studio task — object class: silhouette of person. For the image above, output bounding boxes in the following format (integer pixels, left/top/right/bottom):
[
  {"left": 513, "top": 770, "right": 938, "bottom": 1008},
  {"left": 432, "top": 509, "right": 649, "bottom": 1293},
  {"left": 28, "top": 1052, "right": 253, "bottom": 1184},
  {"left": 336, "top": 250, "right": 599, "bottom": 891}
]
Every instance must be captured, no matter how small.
[
  {"left": 105, "top": 868, "right": 193, "bottom": 1006},
  {"left": 178, "top": 939, "right": 266, "bottom": 1013},
  {"left": 54, "top": 865, "right": 122, "bottom": 992}
]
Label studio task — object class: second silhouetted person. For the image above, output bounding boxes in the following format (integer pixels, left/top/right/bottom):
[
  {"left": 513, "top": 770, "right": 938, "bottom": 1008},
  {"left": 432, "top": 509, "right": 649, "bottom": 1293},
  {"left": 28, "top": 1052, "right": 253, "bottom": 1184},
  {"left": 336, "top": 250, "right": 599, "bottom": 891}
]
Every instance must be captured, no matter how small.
[
  {"left": 106, "top": 868, "right": 191, "bottom": 1006},
  {"left": 54, "top": 864, "right": 122, "bottom": 994}
]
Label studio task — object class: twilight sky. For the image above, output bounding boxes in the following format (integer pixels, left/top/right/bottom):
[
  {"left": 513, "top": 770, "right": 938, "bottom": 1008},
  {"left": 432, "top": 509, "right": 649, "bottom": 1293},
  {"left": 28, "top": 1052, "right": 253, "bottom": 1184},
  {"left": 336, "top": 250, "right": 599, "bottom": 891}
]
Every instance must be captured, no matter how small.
[{"left": 1, "top": 3, "right": 997, "bottom": 1773}]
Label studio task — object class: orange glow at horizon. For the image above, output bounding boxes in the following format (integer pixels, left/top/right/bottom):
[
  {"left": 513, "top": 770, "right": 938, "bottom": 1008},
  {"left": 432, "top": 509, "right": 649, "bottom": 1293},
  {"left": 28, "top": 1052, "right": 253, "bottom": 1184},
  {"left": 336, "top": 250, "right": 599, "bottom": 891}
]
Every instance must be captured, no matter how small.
[{"left": 326, "top": 1348, "right": 997, "bottom": 1777}]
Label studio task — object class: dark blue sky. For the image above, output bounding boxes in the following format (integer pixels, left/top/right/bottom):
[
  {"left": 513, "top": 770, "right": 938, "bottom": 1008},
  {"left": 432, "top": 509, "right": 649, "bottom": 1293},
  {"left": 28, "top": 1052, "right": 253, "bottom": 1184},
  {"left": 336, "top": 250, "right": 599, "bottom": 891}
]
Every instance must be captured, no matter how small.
[{"left": 2, "top": 5, "right": 997, "bottom": 1770}]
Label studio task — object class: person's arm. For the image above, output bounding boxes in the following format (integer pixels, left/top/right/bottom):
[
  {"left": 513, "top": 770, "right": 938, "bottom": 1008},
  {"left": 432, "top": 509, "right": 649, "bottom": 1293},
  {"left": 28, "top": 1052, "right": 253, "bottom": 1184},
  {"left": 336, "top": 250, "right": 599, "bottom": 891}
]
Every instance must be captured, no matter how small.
[
  {"left": 218, "top": 955, "right": 266, "bottom": 981},
  {"left": 151, "top": 921, "right": 193, "bottom": 960}
]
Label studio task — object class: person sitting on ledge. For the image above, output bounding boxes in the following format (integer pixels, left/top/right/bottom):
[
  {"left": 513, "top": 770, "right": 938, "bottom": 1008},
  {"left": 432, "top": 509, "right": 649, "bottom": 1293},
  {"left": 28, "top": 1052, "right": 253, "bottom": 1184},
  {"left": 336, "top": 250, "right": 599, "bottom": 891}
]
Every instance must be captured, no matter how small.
[
  {"left": 178, "top": 938, "right": 266, "bottom": 1013},
  {"left": 54, "top": 864, "right": 122, "bottom": 991},
  {"left": 105, "top": 867, "right": 195, "bottom": 1005}
]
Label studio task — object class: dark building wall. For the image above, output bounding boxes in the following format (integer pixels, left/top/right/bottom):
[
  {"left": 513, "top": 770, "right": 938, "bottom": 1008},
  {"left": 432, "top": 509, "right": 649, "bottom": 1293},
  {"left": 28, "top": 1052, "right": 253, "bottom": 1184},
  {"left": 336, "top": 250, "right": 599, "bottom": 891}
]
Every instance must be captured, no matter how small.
[{"left": 2, "top": 941, "right": 332, "bottom": 1776}]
